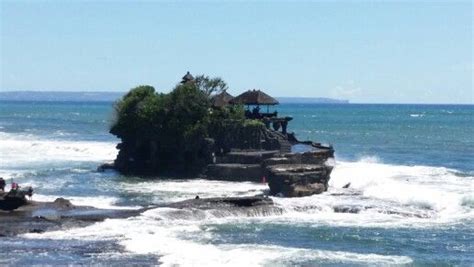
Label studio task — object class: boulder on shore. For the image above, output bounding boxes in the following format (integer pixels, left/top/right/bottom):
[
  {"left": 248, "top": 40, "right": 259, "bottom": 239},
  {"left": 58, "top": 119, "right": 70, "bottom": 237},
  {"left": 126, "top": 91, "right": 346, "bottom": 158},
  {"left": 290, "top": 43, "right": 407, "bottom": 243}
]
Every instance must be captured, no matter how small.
[
  {"left": 266, "top": 164, "right": 333, "bottom": 197},
  {"left": 0, "top": 189, "right": 30, "bottom": 211}
]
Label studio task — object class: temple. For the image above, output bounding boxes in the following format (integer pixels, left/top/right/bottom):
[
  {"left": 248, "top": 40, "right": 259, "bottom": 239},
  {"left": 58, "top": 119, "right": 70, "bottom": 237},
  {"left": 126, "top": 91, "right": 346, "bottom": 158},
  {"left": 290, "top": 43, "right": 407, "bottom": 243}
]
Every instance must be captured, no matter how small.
[
  {"left": 205, "top": 75, "right": 335, "bottom": 197},
  {"left": 109, "top": 72, "right": 336, "bottom": 198},
  {"left": 213, "top": 89, "right": 294, "bottom": 136}
]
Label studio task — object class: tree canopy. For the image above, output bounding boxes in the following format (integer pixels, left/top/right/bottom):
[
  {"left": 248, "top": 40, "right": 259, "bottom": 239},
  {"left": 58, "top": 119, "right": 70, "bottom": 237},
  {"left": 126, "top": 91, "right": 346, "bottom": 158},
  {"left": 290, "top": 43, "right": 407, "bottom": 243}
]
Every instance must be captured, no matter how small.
[
  {"left": 194, "top": 75, "right": 228, "bottom": 96},
  {"left": 110, "top": 75, "right": 248, "bottom": 175}
]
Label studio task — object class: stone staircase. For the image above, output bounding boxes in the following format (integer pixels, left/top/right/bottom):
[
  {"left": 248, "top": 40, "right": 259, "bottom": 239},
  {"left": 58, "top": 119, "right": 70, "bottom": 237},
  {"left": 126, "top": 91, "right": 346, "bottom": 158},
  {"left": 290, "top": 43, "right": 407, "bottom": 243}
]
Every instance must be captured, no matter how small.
[
  {"left": 262, "top": 130, "right": 292, "bottom": 154},
  {"left": 216, "top": 150, "right": 279, "bottom": 164},
  {"left": 278, "top": 139, "right": 292, "bottom": 154},
  {"left": 204, "top": 147, "right": 335, "bottom": 197},
  {"left": 206, "top": 150, "right": 279, "bottom": 182}
]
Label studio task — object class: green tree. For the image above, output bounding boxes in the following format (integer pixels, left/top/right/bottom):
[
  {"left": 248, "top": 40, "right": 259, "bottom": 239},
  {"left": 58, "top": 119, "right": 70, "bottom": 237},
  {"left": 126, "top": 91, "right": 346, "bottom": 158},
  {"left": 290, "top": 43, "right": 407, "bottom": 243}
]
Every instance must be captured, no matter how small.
[
  {"left": 110, "top": 85, "right": 158, "bottom": 139},
  {"left": 110, "top": 76, "right": 246, "bottom": 175},
  {"left": 194, "top": 74, "right": 228, "bottom": 96}
]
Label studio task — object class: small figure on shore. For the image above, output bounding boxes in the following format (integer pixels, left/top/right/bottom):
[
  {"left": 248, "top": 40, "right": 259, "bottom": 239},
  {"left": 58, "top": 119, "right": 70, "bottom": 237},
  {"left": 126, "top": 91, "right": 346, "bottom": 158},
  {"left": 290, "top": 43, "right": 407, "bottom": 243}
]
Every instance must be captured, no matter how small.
[
  {"left": 11, "top": 182, "right": 19, "bottom": 191},
  {"left": 0, "top": 177, "right": 5, "bottom": 192},
  {"left": 195, "top": 195, "right": 200, "bottom": 199},
  {"left": 25, "top": 186, "right": 34, "bottom": 200}
]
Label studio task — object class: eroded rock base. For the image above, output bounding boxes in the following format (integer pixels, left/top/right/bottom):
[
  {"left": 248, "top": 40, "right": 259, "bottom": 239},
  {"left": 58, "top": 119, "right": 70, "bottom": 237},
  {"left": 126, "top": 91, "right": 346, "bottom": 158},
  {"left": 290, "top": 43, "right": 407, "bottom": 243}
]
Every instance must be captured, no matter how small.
[{"left": 205, "top": 147, "right": 334, "bottom": 197}]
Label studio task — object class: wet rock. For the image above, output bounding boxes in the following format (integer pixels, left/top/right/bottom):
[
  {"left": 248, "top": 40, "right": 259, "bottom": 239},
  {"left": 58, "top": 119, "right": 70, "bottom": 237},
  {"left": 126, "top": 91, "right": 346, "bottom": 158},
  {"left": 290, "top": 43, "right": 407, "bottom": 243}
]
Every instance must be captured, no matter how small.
[
  {"left": 204, "top": 148, "right": 335, "bottom": 198},
  {"left": 217, "top": 150, "right": 279, "bottom": 164},
  {"left": 0, "top": 199, "right": 144, "bottom": 237},
  {"left": 0, "top": 190, "right": 29, "bottom": 211},
  {"left": 53, "top": 198, "right": 74, "bottom": 209},
  {"left": 333, "top": 205, "right": 362, "bottom": 214},
  {"left": 205, "top": 163, "right": 264, "bottom": 182},
  {"left": 290, "top": 183, "right": 326, "bottom": 197},
  {"left": 97, "top": 162, "right": 115, "bottom": 172},
  {"left": 329, "top": 189, "right": 362, "bottom": 196},
  {"left": 266, "top": 164, "right": 332, "bottom": 197},
  {"left": 262, "top": 157, "right": 292, "bottom": 166},
  {"left": 0, "top": 196, "right": 282, "bottom": 237},
  {"left": 164, "top": 196, "right": 283, "bottom": 218},
  {"left": 167, "top": 196, "right": 273, "bottom": 209}
]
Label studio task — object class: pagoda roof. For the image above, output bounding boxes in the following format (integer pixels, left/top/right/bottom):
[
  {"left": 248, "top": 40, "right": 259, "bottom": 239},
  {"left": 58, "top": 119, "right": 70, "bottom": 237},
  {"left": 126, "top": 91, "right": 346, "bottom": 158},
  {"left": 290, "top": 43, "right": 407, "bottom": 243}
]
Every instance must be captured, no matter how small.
[
  {"left": 211, "top": 91, "right": 234, "bottom": 107},
  {"left": 230, "top": 89, "right": 279, "bottom": 105}
]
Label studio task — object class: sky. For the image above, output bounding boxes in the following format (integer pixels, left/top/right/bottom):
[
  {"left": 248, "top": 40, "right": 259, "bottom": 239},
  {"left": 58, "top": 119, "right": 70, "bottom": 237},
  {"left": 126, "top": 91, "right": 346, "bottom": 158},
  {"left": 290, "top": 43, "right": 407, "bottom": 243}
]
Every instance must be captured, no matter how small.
[{"left": 1, "top": 1, "right": 472, "bottom": 104}]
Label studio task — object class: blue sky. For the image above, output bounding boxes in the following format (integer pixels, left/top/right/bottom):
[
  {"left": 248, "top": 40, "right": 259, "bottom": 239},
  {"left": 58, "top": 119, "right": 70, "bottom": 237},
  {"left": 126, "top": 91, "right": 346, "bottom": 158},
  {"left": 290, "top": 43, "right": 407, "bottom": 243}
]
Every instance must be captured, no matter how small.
[{"left": 1, "top": 1, "right": 472, "bottom": 103}]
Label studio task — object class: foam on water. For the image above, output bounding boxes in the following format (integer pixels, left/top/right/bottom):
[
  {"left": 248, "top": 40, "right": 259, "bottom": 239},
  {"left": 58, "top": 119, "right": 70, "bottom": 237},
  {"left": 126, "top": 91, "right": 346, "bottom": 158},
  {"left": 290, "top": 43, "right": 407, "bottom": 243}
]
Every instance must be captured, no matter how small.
[
  {"left": 22, "top": 156, "right": 472, "bottom": 265},
  {"left": 4, "top": 130, "right": 472, "bottom": 265},
  {"left": 269, "top": 157, "right": 473, "bottom": 227},
  {"left": 32, "top": 194, "right": 140, "bottom": 210},
  {"left": 25, "top": 209, "right": 413, "bottom": 266},
  {"left": 0, "top": 132, "right": 117, "bottom": 177},
  {"left": 121, "top": 179, "right": 268, "bottom": 203}
]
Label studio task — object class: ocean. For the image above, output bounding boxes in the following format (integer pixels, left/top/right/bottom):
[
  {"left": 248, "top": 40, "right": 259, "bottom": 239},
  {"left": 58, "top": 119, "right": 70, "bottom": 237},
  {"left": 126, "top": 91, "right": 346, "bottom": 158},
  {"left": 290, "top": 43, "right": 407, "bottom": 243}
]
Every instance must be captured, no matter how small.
[{"left": 0, "top": 100, "right": 473, "bottom": 266}]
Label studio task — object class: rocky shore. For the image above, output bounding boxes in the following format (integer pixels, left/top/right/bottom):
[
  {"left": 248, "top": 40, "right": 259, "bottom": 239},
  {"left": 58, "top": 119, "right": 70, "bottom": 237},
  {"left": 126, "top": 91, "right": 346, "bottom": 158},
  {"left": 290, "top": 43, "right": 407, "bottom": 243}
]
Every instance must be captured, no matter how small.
[
  {"left": 205, "top": 145, "right": 334, "bottom": 197},
  {"left": 0, "top": 196, "right": 277, "bottom": 237},
  {"left": 0, "top": 198, "right": 145, "bottom": 237}
]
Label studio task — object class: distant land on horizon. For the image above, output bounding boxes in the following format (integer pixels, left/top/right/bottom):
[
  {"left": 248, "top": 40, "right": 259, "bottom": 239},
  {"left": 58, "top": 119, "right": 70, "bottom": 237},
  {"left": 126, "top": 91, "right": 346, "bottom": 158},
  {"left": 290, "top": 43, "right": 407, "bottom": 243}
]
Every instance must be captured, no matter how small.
[{"left": 0, "top": 91, "right": 349, "bottom": 104}]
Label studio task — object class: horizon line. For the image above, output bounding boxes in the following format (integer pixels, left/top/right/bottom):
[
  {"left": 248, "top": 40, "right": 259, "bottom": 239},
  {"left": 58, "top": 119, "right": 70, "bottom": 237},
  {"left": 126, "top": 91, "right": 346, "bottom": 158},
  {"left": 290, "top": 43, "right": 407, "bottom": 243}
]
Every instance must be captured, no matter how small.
[{"left": 1, "top": 90, "right": 473, "bottom": 105}]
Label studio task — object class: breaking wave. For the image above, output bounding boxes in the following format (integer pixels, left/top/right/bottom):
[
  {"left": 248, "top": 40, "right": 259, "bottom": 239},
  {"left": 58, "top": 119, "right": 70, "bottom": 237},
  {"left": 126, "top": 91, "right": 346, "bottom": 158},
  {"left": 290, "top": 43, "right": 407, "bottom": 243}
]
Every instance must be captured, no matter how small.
[
  {"left": 22, "top": 156, "right": 472, "bottom": 265},
  {"left": 25, "top": 207, "right": 413, "bottom": 266},
  {"left": 0, "top": 132, "right": 117, "bottom": 178}
]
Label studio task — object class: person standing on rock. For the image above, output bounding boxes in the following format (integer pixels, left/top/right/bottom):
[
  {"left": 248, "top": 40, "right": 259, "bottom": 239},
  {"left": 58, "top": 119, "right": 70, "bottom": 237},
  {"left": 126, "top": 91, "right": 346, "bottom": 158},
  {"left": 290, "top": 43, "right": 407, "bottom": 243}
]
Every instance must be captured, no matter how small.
[{"left": 11, "top": 181, "right": 19, "bottom": 191}]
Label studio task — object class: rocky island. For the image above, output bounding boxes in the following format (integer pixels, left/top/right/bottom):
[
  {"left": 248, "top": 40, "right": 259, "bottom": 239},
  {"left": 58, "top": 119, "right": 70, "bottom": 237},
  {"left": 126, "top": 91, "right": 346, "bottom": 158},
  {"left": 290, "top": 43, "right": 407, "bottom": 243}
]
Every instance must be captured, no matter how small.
[
  {"left": 1, "top": 72, "right": 334, "bottom": 237},
  {"left": 107, "top": 72, "right": 335, "bottom": 197}
]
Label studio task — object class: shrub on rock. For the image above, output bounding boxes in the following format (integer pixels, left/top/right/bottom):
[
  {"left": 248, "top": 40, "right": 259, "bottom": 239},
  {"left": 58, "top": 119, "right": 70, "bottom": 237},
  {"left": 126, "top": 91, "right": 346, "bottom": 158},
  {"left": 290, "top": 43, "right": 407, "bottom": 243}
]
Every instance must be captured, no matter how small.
[{"left": 110, "top": 77, "right": 246, "bottom": 176}]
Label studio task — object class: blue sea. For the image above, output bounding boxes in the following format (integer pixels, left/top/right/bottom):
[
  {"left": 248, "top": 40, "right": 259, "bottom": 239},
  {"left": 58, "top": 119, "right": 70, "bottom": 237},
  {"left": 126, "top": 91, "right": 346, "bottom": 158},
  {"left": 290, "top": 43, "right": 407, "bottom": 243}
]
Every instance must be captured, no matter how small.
[{"left": 0, "top": 100, "right": 473, "bottom": 266}]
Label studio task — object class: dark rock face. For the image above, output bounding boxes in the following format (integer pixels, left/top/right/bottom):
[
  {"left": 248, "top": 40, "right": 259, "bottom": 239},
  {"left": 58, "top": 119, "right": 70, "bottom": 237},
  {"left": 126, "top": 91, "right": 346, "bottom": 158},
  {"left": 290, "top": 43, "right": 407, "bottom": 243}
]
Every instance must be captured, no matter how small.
[
  {"left": 0, "top": 190, "right": 29, "bottom": 211},
  {"left": 113, "top": 137, "right": 215, "bottom": 176},
  {"left": 266, "top": 164, "right": 332, "bottom": 197},
  {"left": 108, "top": 119, "right": 335, "bottom": 198},
  {"left": 264, "top": 150, "right": 334, "bottom": 166},
  {"left": 205, "top": 164, "right": 264, "bottom": 182},
  {"left": 217, "top": 150, "right": 279, "bottom": 164},
  {"left": 205, "top": 148, "right": 334, "bottom": 198},
  {"left": 97, "top": 162, "right": 115, "bottom": 172}
]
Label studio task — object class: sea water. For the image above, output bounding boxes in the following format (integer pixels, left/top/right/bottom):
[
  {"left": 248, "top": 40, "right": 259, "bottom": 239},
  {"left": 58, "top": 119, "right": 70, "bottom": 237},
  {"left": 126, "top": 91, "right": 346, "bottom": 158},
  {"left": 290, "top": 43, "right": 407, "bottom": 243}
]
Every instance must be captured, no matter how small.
[{"left": 0, "top": 100, "right": 472, "bottom": 266}]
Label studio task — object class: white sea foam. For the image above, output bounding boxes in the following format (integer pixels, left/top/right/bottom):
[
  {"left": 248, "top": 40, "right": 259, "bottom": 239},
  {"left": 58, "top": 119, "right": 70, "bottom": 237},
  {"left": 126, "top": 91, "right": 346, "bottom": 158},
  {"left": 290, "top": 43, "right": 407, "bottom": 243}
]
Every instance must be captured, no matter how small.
[
  {"left": 0, "top": 132, "right": 117, "bottom": 177},
  {"left": 25, "top": 210, "right": 413, "bottom": 266},
  {"left": 267, "top": 157, "right": 474, "bottom": 228},
  {"left": 32, "top": 194, "right": 139, "bottom": 210},
  {"left": 23, "top": 154, "right": 473, "bottom": 265},
  {"left": 121, "top": 179, "right": 268, "bottom": 202}
]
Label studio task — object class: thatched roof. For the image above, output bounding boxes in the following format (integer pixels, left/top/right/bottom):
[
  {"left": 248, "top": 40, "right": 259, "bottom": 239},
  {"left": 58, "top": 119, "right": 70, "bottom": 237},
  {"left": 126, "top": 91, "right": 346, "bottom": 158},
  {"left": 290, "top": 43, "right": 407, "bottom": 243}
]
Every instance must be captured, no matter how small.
[
  {"left": 211, "top": 91, "right": 234, "bottom": 108},
  {"left": 181, "top": 71, "right": 194, "bottom": 84},
  {"left": 230, "top": 89, "right": 279, "bottom": 105}
]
